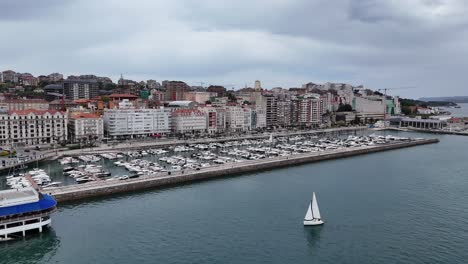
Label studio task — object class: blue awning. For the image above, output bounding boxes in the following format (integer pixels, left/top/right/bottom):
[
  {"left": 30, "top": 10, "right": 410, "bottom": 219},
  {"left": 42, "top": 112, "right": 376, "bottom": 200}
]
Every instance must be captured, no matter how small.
[{"left": 0, "top": 194, "right": 56, "bottom": 217}]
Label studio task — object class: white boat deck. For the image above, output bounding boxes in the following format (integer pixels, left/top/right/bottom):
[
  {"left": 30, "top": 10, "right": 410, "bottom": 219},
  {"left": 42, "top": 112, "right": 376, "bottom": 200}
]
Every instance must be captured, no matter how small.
[{"left": 0, "top": 188, "right": 39, "bottom": 208}]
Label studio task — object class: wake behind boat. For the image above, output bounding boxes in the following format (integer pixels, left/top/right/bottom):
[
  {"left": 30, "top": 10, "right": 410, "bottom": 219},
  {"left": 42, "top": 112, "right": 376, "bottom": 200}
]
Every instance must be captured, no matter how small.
[{"left": 303, "top": 192, "right": 324, "bottom": 226}]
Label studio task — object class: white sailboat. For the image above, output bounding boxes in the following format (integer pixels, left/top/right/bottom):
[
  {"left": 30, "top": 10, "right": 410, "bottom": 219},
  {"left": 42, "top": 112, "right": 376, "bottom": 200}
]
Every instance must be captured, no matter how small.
[{"left": 303, "top": 192, "right": 324, "bottom": 226}]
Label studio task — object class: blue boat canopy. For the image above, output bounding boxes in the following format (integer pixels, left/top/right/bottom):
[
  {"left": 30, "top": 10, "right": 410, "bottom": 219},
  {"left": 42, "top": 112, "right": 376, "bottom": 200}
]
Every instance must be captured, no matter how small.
[{"left": 0, "top": 194, "right": 56, "bottom": 217}]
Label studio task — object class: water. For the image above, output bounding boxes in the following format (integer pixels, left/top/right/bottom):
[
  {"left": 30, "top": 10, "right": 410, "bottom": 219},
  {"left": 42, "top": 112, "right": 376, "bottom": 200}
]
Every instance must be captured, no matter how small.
[
  {"left": 1, "top": 131, "right": 468, "bottom": 264},
  {"left": 442, "top": 103, "right": 468, "bottom": 117}
]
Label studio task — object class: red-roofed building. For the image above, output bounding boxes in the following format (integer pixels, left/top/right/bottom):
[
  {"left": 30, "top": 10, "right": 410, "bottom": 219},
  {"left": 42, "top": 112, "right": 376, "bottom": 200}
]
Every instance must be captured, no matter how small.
[
  {"left": 109, "top": 94, "right": 138, "bottom": 103},
  {"left": 0, "top": 109, "right": 67, "bottom": 145},
  {"left": 68, "top": 112, "right": 104, "bottom": 143},
  {"left": 0, "top": 99, "right": 49, "bottom": 111},
  {"left": 171, "top": 109, "right": 207, "bottom": 134}
]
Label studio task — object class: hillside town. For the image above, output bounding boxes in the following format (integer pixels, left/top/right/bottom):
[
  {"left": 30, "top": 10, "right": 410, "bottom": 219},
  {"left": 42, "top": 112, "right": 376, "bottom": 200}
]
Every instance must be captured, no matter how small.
[{"left": 0, "top": 69, "right": 464, "bottom": 150}]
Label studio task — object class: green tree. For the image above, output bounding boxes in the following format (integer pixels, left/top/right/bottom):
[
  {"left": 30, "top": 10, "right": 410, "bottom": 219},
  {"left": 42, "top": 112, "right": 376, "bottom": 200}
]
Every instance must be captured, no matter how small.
[{"left": 337, "top": 104, "right": 353, "bottom": 112}]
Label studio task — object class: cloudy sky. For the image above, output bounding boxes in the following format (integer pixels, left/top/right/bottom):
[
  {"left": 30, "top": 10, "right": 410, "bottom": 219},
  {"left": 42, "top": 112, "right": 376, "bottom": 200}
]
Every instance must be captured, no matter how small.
[{"left": 1, "top": 0, "right": 467, "bottom": 98}]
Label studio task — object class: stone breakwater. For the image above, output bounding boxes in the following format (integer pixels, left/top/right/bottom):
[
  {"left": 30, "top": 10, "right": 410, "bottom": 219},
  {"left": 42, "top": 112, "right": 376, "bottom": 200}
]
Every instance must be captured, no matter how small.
[{"left": 46, "top": 138, "right": 439, "bottom": 203}]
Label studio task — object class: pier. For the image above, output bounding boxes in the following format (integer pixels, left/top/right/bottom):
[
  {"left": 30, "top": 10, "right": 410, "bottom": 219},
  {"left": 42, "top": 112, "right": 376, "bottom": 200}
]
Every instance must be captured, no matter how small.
[{"left": 45, "top": 138, "right": 439, "bottom": 203}]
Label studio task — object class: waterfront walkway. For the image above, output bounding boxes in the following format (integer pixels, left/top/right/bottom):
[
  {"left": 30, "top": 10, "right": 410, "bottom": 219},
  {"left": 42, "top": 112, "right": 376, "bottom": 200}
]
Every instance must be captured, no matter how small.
[{"left": 45, "top": 138, "right": 438, "bottom": 203}]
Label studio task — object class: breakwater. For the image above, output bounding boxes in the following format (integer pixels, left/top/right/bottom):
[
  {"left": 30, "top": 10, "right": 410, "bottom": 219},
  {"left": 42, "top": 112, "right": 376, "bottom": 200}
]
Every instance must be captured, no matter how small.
[
  {"left": 45, "top": 138, "right": 439, "bottom": 203},
  {"left": 407, "top": 127, "right": 468, "bottom": 136}
]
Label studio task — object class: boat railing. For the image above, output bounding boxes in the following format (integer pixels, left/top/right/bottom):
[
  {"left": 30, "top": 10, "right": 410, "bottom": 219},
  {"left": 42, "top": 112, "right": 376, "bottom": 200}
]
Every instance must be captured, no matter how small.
[{"left": 0, "top": 207, "right": 57, "bottom": 225}]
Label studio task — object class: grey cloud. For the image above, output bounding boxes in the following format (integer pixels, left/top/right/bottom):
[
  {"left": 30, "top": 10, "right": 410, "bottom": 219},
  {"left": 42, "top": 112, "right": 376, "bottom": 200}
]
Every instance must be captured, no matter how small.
[{"left": 0, "top": 0, "right": 468, "bottom": 98}]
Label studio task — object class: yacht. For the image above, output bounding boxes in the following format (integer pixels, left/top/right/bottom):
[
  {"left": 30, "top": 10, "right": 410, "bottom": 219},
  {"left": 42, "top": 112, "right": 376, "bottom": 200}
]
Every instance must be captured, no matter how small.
[{"left": 304, "top": 192, "right": 324, "bottom": 226}]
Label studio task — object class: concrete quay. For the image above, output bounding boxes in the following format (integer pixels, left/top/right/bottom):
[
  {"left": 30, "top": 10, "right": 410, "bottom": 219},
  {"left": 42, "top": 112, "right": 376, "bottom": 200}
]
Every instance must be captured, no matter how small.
[
  {"left": 406, "top": 127, "right": 468, "bottom": 136},
  {"left": 45, "top": 138, "right": 439, "bottom": 203}
]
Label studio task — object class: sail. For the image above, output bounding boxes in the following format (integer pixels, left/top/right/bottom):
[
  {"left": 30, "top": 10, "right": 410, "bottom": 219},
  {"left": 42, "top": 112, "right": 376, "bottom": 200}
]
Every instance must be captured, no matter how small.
[
  {"left": 304, "top": 201, "right": 313, "bottom": 220},
  {"left": 311, "top": 192, "right": 321, "bottom": 219}
]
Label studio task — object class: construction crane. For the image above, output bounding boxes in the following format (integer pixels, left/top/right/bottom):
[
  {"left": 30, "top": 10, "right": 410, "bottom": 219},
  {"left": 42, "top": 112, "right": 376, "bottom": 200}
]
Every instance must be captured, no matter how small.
[{"left": 377, "top": 86, "right": 416, "bottom": 97}]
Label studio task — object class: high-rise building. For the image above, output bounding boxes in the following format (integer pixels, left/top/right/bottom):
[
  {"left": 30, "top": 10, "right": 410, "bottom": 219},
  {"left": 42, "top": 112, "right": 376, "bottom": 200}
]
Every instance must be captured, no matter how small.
[
  {"left": 254, "top": 80, "right": 262, "bottom": 91},
  {"left": 264, "top": 95, "right": 278, "bottom": 128},
  {"left": 164, "top": 81, "right": 190, "bottom": 101},
  {"left": 61, "top": 79, "right": 99, "bottom": 100},
  {"left": 103, "top": 107, "right": 171, "bottom": 139}
]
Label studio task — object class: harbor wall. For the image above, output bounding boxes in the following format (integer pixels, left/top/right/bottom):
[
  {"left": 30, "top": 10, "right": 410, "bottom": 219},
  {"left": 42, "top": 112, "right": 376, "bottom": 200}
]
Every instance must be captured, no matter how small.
[{"left": 49, "top": 138, "right": 439, "bottom": 203}]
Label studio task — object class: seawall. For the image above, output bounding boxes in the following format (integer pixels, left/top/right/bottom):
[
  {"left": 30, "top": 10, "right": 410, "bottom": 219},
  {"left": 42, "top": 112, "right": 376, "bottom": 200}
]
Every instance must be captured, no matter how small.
[{"left": 46, "top": 138, "right": 439, "bottom": 203}]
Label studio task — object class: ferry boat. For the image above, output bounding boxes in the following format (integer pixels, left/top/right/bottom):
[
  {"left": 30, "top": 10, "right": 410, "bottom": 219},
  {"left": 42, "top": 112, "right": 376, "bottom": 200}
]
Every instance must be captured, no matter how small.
[{"left": 0, "top": 188, "right": 57, "bottom": 241}]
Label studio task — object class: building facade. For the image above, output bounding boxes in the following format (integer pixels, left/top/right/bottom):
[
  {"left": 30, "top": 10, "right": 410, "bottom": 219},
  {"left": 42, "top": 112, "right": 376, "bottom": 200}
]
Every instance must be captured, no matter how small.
[
  {"left": 62, "top": 79, "right": 99, "bottom": 100},
  {"left": 68, "top": 112, "right": 104, "bottom": 143},
  {"left": 103, "top": 108, "right": 171, "bottom": 139},
  {"left": 0, "top": 110, "right": 68, "bottom": 146},
  {"left": 171, "top": 109, "right": 207, "bottom": 134},
  {"left": 164, "top": 81, "right": 190, "bottom": 101},
  {"left": 0, "top": 99, "right": 49, "bottom": 111}
]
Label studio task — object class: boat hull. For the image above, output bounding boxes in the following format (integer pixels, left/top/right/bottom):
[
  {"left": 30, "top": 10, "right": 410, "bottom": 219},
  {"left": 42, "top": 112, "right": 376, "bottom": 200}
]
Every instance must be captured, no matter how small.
[{"left": 303, "top": 219, "right": 324, "bottom": 226}]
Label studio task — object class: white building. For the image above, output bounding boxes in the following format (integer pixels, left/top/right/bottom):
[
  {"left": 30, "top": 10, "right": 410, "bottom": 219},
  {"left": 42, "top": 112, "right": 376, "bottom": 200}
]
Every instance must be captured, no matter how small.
[
  {"left": 226, "top": 106, "right": 249, "bottom": 132},
  {"left": 0, "top": 110, "right": 68, "bottom": 146},
  {"left": 184, "top": 92, "right": 215, "bottom": 104},
  {"left": 103, "top": 108, "right": 171, "bottom": 139},
  {"left": 199, "top": 106, "right": 226, "bottom": 134},
  {"left": 171, "top": 109, "right": 207, "bottom": 134},
  {"left": 298, "top": 95, "right": 322, "bottom": 127},
  {"left": 68, "top": 112, "right": 104, "bottom": 143}
]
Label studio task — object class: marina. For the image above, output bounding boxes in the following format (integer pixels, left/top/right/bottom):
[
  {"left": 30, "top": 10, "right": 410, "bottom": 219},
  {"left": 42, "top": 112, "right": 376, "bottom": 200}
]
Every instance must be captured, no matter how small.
[{"left": 44, "top": 136, "right": 438, "bottom": 202}]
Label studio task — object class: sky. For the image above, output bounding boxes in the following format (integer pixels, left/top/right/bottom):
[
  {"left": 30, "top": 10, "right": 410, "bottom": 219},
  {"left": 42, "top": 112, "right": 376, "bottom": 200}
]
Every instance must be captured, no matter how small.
[{"left": 1, "top": 0, "right": 467, "bottom": 98}]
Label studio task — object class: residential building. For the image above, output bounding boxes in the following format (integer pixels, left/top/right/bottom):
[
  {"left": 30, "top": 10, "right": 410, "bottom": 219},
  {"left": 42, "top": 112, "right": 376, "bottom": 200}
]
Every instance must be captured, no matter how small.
[
  {"left": 226, "top": 106, "right": 248, "bottom": 132},
  {"left": 164, "top": 81, "right": 190, "bottom": 101},
  {"left": 199, "top": 106, "right": 221, "bottom": 134},
  {"left": 48, "top": 73, "right": 64, "bottom": 82},
  {"left": 207, "top": 85, "right": 227, "bottom": 97},
  {"left": 1, "top": 70, "right": 16, "bottom": 83},
  {"left": 147, "top": 80, "right": 161, "bottom": 89},
  {"left": 103, "top": 108, "right": 171, "bottom": 139},
  {"left": 68, "top": 112, "right": 104, "bottom": 143},
  {"left": 0, "top": 110, "right": 68, "bottom": 146},
  {"left": 184, "top": 91, "right": 215, "bottom": 104},
  {"left": 19, "top": 73, "right": 38, "bottom": 87},
  {"left": 0, "top": 99, "right": 49, "bottom": 111},
  {"left": 298, "top": 95, "right": 322, "bottom": 127},
  {"left": 171, "top": 109, "right": 207, "bottom": 134},
  {"left": 265, "top": 95, "right": 278, "bottom": 128},
  {"left": 61, "top": 79, "right": 99, "bottom": 100},
  {"left": 167, "top": 101, "right": 196, "bottom": 109}
]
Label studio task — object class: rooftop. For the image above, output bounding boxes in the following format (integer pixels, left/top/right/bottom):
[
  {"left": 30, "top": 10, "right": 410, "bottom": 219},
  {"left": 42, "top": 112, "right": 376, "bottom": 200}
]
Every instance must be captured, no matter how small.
[
  {"left": 8, "top": 109, "right": 64, "bottom": 116},
  {"left": 0, "top": 188, "right": 38, "bottom": 208}
]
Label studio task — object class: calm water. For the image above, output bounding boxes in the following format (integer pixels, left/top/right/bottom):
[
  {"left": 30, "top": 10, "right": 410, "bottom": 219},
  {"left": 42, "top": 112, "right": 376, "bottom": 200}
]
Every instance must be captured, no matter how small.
[
  {"left": 1, "top": 131, "right": 468, "bottom": 264},
  {"left": 442, "top": 103, "right": 468, "bottom": 117}
]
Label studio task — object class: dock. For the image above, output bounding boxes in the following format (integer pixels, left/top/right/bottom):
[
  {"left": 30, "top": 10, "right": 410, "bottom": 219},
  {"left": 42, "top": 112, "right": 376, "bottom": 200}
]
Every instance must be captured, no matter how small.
[{"left": 44, "top": 138, "right": 439, "bottom": 203}]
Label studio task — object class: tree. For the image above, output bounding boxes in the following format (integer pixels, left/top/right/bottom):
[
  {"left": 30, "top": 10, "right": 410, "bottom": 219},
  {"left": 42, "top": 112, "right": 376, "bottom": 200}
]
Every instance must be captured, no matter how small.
[
  {"left": 401, "top": 106, "right": 412, "bottom": 115},
  {"left": 337, "top": 104, "right": 353, "bottom": 112},
  {"left": 205, "top": 100, "right": 211, "bottom": 105},
  {"left": 226, "top": 91, "right": 237, "bottom": 102},
  {"left": 101, "top": 96, "right": 110, "bottom": 103}
]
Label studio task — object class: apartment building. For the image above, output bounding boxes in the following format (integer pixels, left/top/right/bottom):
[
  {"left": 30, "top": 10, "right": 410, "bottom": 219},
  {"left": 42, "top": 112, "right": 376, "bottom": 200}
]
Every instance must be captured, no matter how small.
[
  {"left": 0, "top": 110, "right": 68, "bottom": 146},
  {"left": 171, "top": 109, "right": 207, "bottom": 134},
  {"left": 103, "top": 108, "right": 171, "bottom": 139},
  {"left": 68, "top": 112, "right": 104, "bottom": 143}
]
